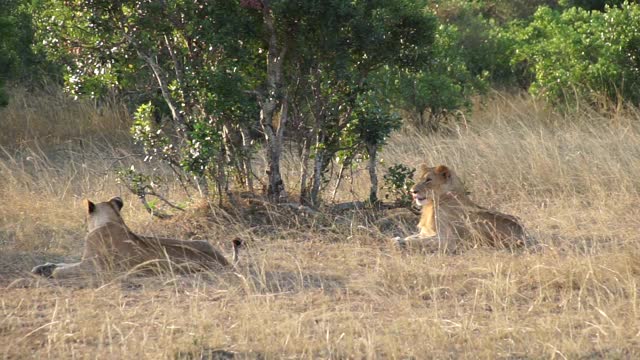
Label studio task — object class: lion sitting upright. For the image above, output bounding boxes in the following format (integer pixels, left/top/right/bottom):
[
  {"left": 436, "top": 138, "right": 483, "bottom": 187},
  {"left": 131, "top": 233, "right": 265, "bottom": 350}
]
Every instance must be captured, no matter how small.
[
  {"left": 394, "top": 164, "right": 531, "bottom": 253},
  {"left": 32, "top": 197, "right": 241, "bottom": 279}
]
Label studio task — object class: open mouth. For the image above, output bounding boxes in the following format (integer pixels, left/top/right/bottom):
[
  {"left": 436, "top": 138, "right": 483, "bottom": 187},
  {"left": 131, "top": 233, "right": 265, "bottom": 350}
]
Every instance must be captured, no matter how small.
[{"left": 413, "top": 195, "right": 426, "bottom": 202}]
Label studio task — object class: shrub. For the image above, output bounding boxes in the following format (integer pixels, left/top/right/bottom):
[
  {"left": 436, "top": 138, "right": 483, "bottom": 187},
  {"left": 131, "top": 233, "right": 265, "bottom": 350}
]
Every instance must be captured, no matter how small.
[
  {"left": 390, "top": 23, "right": 487, "bottom": 131},
  {"left": 559, "top": 0, "right": 631, "bottom": 11},
  {"left": 509, "top": 3, "right": 640, "bottom": 106},
  {"left": 383, "top": 164, "right": 416, "bottom": 207}
]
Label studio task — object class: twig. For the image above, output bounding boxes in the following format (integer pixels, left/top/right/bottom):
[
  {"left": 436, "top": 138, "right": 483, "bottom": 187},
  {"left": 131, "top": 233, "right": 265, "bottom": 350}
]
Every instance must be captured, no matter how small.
[{"left": 146, "top": 190, "right": 185, "bottom": 212}]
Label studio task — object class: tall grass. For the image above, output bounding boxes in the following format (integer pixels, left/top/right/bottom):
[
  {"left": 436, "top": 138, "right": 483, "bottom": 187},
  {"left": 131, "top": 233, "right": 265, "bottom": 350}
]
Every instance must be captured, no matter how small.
[
  {"left": 0, "top": 85, "right": 130, "bottom": 146},
  {"left": 1, "top": 89, "right": 639, "bottom": 358}
]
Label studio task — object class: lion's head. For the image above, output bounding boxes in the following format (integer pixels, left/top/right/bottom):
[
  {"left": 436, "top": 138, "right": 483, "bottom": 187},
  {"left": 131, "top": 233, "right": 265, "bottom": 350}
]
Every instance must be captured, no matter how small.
[
  {"left": 411, "top": 165, "right": 465, "bottom": 207},
  {"left": 86, "top": 197, "right": 125, "bottom": 231}
]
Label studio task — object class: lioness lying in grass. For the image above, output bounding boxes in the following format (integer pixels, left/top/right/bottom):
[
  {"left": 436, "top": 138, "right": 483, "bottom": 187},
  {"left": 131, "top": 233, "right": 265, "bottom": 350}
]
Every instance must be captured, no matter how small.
[
  {"left": 32, "top": 197, "right": 241, "bottom": 278},
  {"left": 395, "top": 165, "right": 533, "bottom": 253}
]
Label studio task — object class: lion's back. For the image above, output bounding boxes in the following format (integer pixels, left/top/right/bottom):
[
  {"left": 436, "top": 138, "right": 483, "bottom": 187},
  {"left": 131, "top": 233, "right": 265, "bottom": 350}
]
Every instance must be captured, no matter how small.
[
  {"left": 437, "top": 194, "right": 529, "bottom": 249},
  {"left": 84, "top": 225, "right": 230, "bottom": 271},
  {"left": 471, "top": 205, "right": 529, "bottom": 248}
]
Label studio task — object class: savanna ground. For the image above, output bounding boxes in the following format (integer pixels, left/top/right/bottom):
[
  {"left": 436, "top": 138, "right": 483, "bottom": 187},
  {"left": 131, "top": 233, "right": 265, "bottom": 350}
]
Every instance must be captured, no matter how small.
[{"left": 1, "top": 87, "right": 640, "bottom": 359}]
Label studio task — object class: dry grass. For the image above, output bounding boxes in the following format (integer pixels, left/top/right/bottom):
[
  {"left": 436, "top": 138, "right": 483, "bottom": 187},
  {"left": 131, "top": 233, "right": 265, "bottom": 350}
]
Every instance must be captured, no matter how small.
[
  {"left": 1, "top": 89, "right": 640, "bottom": 359},
  {"left": 0, "top": 85, "right": 130, "bottom": 146}
]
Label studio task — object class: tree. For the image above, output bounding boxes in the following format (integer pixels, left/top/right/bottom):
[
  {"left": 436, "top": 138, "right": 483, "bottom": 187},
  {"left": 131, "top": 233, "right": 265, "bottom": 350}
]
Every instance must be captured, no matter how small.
[
  {"left": 350, "top": 91, "right": 402, "bottom": 203},
  {"left": 35, "top": 0, "right": 262, "bottom": 201},
  {"left": 35, "top": 0, "right": 437, "bottom": 206},
  {"left": 277, "top": 0, "right": 437, "bottom": 205}
]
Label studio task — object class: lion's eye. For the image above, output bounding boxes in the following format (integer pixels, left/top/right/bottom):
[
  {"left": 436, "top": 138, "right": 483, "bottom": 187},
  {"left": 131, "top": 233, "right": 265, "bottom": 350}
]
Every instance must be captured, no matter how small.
[{"left": 425, "top": 177, "right": 432, "bottom": 183}]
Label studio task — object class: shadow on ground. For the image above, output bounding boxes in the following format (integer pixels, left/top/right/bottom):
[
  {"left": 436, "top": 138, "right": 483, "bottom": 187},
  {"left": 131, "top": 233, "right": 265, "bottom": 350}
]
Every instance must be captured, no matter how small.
[
  {"left": 242, "top": 269, "right": 345, "bottom": 293},
  {"left": 175, "top": 348, "right": 265, "bottom": 360}
]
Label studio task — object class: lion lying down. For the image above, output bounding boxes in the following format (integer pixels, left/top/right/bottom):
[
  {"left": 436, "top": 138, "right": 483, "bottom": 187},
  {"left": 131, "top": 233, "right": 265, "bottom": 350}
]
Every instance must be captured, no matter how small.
[
  {"left": 32, "top": 197, "right": 241, "bottom": 279},
  {"left": 394, "top": 164, "right": 534, "bottom": 253}
]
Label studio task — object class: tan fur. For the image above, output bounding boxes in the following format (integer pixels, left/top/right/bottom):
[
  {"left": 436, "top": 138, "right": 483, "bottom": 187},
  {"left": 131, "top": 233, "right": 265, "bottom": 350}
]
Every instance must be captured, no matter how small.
[
  {"left": 414, "top": 164, "right": 467, "bottom": 237},
  {"left": 395, "top": 165, "right": 530, "bottom": 253},
  {"left": 32, "top": 197, "right": 239, "bottom": 279}
]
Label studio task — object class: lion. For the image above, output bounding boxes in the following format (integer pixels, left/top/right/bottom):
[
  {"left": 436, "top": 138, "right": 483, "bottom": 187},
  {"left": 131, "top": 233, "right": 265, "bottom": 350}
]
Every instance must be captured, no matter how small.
[
  {"left": 31, "top": 197, "right": 242, "bottom": 279},
  {"left": 394, "top": 164, "right": 531, "bottom": 253}
]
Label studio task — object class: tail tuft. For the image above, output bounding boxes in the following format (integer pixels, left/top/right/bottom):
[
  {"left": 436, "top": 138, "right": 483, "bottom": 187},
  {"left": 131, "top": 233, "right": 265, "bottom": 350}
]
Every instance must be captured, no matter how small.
[{"left": 231, "top": 238, "right": 243, "bottom": 264}]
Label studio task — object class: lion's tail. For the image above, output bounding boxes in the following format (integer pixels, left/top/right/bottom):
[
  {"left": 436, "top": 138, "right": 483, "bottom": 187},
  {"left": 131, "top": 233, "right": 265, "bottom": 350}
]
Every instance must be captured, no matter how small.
[{"left": 232, "top": 238, "right": 243, "bottom": 264}]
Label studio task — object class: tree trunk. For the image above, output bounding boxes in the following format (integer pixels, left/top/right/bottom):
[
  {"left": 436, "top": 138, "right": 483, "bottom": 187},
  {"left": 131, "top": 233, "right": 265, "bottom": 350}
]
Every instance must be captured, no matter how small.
[
  {"left": 221, "top": 123, "right": 234, "bottom": 167},
  {"left": 260, "top": 2, "right": 287, "bottom": 202},
  {"left": 240, "top": 125, "right": 254, "bottom": 193},
  {"left": 309, "top": 132, "right": 325, "bottom": 206},
  {"left": 331, "top": 161, "right": 347, "bottom": 202},
  {"left": 195, "top": 175, "right": 209, "bottom": 198},
  {"left": 299, "top": 135, "right": 311, "bottom": 205},
  {"left": 222, "top": 123, "right": 251, "bottom": 191},
  {"left": 417, "top": 108, "right": 425, "bottom": 128},
  {"left": 428, "top": 107, "right": 441, "bottom": 132},
  {"left": 262, "top": 99, "right": 288, "bottom": 201},
  {"left": 214, "top": 139, "right": 229, "bottom": 207},
  {"left": 366, "top": 143, "right": 379, "bottom": 204}
]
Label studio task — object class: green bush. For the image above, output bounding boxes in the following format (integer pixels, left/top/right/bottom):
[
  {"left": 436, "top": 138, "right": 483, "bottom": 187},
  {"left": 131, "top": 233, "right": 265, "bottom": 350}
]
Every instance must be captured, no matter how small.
[
  {"left": 0, "top": 0, "right": 61, "bottom": 106},
  {"left": 431, "top": 0, "right": 560, "bottom": 88},
  {"left": 383, "top": 164, "right": 416, "bottom": 207},
  {"left": 559, "top": 0, "right": 631, "bottom": 11},
  {"left": 390, "top": 23, "right": 487, "bottom": 130},
  {"left": 509, "top": 3, "right": 640, "bottom": 105},
  {"left": 0, "top": 1, "right": 26, "bottom": 106}
]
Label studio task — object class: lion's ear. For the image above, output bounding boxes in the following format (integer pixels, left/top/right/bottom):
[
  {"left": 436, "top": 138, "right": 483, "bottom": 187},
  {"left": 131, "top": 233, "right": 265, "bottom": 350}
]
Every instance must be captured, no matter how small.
[
  {"left": 417, "top": 163, "right": 430, "bottom": 177},
  {"left": 435, "top": 165, "right": 451, "bottom": 179},
  {"left": 86, "top": 199, "right": 96, "bottom": 214},
  {"left": 109, "top": 197, "right": 124, "bottom": 211}
]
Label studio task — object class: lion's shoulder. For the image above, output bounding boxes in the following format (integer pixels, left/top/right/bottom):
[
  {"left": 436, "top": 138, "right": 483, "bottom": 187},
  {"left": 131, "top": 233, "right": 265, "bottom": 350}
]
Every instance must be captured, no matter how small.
[{"left": 85, "top": 222, "right": 131, "bottom": 241}]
